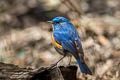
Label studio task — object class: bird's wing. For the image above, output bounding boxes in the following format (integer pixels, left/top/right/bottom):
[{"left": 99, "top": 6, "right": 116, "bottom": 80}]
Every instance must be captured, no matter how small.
[
  {"left": 74, "top": 39, "right": 85, "bottom": 62},
  {"left": 54, "top": 31, "right": 76, "bottom": 54},
  {"left": 53, "top": 23, "right": 76, "bottom": 52}
]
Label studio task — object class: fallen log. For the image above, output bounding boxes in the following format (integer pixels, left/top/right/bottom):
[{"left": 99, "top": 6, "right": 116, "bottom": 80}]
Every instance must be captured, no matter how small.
[{"left": 0, "top": 62, "right": 77, "bottom": 80}]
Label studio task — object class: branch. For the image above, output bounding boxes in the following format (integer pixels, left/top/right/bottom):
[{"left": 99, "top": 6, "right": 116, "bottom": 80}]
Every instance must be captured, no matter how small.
[{"left": 0, "top": 62, "right": 77, "bottom": 80}]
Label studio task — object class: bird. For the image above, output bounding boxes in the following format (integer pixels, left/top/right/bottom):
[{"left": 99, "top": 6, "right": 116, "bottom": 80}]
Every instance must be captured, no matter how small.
[{"left": 48, "top": 17, "right": 92, "bottom": 75}]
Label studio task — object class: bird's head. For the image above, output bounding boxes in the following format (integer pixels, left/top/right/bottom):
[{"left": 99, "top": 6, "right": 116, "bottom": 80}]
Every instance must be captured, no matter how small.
[{"left": 48, "top": 17, "right": 70, "bottom": 24}]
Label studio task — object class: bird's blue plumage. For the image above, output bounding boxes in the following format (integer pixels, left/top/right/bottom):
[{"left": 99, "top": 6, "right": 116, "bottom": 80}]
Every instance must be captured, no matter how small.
[
  {"left": 77, "top": 59, "right": 92, "bottom": 75},
  {"left": 53, "top": 22, "right": 78, "bottom": 53},
  {"left": 51, "top": 17, "right": 92, "bottom": 75}
]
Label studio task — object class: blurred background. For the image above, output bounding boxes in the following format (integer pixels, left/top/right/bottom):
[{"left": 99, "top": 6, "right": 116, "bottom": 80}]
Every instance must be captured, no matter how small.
[{"left": 0, "top": 0, "right": 120, "bottom": 79}]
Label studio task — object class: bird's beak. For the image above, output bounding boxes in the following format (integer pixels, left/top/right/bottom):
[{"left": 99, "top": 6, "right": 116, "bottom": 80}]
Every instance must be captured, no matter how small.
[{"left": 47, "top": 21, "right": 53, "bottom": 24}]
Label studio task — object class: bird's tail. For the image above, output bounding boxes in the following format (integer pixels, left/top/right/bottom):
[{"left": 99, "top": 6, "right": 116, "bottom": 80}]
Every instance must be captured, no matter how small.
[{"left": 77, "top": 59, "right": 92, "bottom": 75}]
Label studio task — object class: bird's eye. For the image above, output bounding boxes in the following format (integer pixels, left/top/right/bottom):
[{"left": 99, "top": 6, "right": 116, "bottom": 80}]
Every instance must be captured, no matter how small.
[{"left": 56, "top": 22, "right": 60, "bottom": 24}]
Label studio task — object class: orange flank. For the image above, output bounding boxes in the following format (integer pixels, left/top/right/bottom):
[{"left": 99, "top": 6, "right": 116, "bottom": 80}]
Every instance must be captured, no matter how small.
[{"left": 52, "top": 33, "right": 62, "bottom": 49}]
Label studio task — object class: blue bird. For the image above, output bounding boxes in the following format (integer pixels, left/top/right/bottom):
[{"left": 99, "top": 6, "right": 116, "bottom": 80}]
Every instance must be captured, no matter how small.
[{"left": 49, "top": 17, "right": 92, "bottom": 75}]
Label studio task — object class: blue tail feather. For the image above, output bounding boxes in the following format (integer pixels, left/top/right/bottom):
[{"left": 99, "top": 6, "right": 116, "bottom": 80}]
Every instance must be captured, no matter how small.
[{"left": 77, "top": 59, "right": 92, "bottom": 75}]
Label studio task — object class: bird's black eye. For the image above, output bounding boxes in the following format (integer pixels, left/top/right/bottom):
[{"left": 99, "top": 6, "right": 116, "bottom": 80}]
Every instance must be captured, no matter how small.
[{"left": 56, "top": 22, "right": 60, "bottom": 24}]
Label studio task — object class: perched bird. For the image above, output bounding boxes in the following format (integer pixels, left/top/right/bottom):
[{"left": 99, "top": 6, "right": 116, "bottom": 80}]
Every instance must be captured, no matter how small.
[{"left": 48, "top": 17, "right": 92, "bottom": 75}]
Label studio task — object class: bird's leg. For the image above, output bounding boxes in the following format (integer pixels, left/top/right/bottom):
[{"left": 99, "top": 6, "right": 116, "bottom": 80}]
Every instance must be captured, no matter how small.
[
  {"left": 48, "top": 55, "right": 66, "bottom": 69},
  {"left": 68, "top": 56, "right": 72, "bottom": 65},
  {"left": 55, "top": 55, "right": 65, "bottom": 65}
]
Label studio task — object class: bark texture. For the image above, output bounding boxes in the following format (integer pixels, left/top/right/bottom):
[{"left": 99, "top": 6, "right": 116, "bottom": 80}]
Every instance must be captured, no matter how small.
[{"left": 0, "top": 62, "right": 77, "bottom": 80}]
